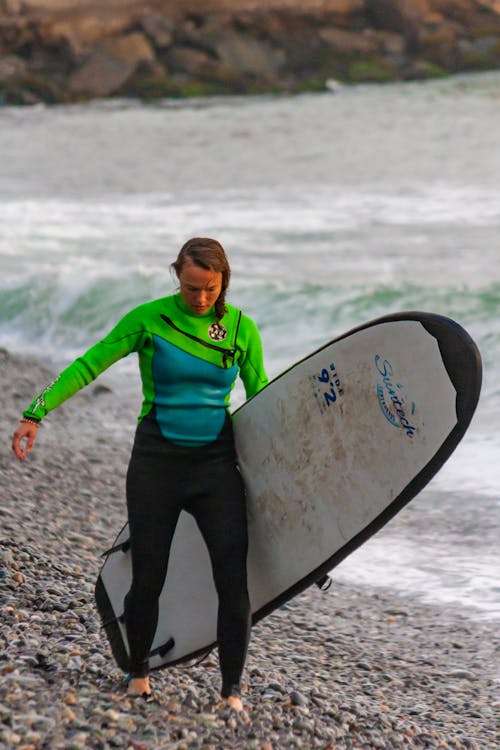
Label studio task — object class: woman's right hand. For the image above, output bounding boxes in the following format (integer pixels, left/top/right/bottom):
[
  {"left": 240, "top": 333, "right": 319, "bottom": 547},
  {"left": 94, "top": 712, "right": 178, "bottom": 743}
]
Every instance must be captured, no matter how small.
[{"left": 12, "top": 422, "right": 40, "bottom": 461}]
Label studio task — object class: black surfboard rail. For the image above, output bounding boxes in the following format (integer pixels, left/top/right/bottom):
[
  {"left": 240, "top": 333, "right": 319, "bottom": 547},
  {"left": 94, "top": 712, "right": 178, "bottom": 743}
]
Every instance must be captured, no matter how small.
[
  {"left": 95, "top": 573, "right": 129, "bottom": 672},
  {"left": 95, "top": 311, "right": 482, "bottom": 672}
]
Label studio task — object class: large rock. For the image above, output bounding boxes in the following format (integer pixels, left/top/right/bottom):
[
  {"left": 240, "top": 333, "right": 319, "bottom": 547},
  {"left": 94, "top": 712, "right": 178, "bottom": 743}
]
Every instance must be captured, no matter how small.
[
  {"left": 166, "top": 45, "right": 215, "bottom": 76},
  {"left": 316, "top": 0, "right": 367, "bottom": 25},
  {"left": 0, "top": 53, "right": 27, "bottom": 81},
  {"left": 97, "top": 31, "right": 155, "bottom": 64},
  {"left": 319, "top": 27, "right": 378, "bottom": 56},
  {"left": 366, "top": 0, "right": 443, "bottom": 32},
  {"left": 209, "top": 29, "right": 286, "bottom": 77},
  {"left": 1, "top": 0, "right": 24, "bottom": 13},
  {"left": 68, "top": 31, "right": 155, "bottom": 97},
  {"left": 369, "top": 30, "right": 406, "bottom": 57},
  {"left": 432, "top": 0, "right": 498, "bottom": 24},
  {"left": 319, "top": 26, "right": 407, "bottom": 65},
  {"left": 67, "top": 53, "right": 131, "bottom": 98},
  {"left": 166, "top": 32, "right": 285, "bottom": 86},
  {"left": 416, "top": 22, "right": 459, "bottom": 67},
  {"left": 0, "top": 15, "right": 37, "bottom": 51},
  {"left": 140, "top": 11, "right": 175, "bottom": 49},
  {"left": 36, "top": 10, "right": 135, "bottom": 57}
]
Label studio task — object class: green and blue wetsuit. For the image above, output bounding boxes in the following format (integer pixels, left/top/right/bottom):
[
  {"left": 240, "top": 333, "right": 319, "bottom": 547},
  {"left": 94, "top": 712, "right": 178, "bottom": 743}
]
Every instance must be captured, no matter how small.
[
  {"left": 24, "top": 293, "right": 267, "bottom": 694},
  {"left": 24, "top": 293, "right": 268, "bottom": 443}
]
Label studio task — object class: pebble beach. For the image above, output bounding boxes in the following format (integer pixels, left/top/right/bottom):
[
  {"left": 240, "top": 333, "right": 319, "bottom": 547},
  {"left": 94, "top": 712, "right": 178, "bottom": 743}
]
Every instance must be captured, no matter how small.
[{"left": 1, "top": 348, "right": 498, "bottom": 750}]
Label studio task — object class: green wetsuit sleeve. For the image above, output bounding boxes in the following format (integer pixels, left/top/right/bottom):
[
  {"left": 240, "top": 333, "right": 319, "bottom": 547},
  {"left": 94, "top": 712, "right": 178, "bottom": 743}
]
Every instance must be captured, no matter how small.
[
  {"left": 23, "top": 308, "right": 148, "bottom": 421},
  {"left": 237, "top": 313, "right": 268, "bottom": 399}
]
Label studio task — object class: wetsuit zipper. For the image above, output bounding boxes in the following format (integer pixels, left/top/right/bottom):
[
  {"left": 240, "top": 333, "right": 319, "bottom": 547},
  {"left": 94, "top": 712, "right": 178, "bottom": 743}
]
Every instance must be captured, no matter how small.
[{"left": 160, "top": 312, "right": 241, "bottom": 369}]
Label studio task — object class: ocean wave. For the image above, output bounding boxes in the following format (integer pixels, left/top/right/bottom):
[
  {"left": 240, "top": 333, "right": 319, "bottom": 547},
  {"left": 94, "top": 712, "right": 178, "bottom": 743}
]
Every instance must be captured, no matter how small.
[{"left": 1, "top": 274, "right": 497, "bottom": 366}]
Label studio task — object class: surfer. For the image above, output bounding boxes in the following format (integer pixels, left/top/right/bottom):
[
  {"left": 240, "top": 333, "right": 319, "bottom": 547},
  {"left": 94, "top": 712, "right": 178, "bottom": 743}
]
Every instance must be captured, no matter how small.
[{"left": 12, "top": 237, "right": 268, "bottom": 711}]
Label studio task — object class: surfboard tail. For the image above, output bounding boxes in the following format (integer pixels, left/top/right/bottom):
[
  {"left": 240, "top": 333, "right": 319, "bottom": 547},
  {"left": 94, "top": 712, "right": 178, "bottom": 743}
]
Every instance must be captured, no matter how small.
[{"left": 95, "top": 574, "right": 129, "bottom": 672}]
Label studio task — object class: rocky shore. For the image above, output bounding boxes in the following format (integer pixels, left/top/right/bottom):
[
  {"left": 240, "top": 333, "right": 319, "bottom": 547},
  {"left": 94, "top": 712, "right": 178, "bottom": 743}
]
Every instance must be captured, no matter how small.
[
  {"left": 0, "top": 347, "right": 498, "bottom": 749},
  {"left": 0, "top": 1, "right": 500, "bottom": 104}
]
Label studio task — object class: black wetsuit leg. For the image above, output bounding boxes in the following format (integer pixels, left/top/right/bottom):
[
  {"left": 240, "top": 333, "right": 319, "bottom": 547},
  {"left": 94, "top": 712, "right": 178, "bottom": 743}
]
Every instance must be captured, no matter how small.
[
  {"left": 123, "top": 414, "right": 251, "bottom": 695},
  {"left": 187, "top": 457, "right": 250, "bottom": 698},
  {"left": 123, "top": 429, "right": 184, "bottom": 677}
]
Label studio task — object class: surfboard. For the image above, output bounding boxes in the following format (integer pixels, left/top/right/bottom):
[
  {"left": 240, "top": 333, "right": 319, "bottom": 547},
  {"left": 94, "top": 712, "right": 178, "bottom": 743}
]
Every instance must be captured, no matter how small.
[{"left": 95, "top": 311, "right": 481, "bottom": 672}]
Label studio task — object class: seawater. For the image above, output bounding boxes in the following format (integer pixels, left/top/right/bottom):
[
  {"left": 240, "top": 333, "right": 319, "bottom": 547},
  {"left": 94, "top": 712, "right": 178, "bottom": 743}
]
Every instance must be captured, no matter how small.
[{"left": 1, "top": 72, "right": 499, "bottom": 619}]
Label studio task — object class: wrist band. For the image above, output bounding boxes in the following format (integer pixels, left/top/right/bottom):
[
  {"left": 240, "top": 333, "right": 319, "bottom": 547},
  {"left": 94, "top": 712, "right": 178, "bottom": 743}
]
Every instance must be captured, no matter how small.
[{"left": 20, "top": 417, "right": 41, "bottom": 427}]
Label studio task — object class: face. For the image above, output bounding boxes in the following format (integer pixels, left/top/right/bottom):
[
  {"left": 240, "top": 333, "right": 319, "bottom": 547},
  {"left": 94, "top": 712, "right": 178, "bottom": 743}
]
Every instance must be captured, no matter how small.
[{"left": 177, "top": 259, "right": 223, "bottom": 315}]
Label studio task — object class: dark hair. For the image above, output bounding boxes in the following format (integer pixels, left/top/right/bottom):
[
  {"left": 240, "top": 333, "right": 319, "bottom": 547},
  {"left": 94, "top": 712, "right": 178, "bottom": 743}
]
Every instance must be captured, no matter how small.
[{"left": 172, "top": 237, "right": 231, "bottom": 320}]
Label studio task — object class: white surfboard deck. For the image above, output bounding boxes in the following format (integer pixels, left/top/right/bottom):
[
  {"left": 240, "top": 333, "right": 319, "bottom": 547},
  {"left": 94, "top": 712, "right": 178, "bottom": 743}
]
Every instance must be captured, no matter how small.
[{"left": 95, "top": 312, "right": 481, "bottom": 671}]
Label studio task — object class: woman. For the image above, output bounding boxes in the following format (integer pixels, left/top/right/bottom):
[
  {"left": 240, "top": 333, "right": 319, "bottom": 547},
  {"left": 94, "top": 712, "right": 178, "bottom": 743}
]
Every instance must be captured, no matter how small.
[{"left": 12, "top": 237, "right": 268, "bottom": 710}]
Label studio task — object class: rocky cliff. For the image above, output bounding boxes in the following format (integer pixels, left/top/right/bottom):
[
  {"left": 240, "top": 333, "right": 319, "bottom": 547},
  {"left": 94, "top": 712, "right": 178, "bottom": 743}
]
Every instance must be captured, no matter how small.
[{"left": 1, "top": 0, "right": 499, "bottom": 103}]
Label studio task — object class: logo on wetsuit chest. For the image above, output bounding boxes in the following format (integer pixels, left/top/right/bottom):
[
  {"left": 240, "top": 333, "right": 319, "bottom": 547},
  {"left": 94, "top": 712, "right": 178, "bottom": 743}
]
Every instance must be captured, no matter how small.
[{"left": 208, "top": 322, "right": 228, "bottom": 341}]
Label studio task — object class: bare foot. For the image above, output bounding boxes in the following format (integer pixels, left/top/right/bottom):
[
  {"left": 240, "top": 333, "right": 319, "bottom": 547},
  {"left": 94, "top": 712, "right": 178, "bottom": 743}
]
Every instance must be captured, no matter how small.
[
  {"left": 127, "top": 676, "right": 151, "bottom": 696},
  {"left": 225, "top": 694, "right": 243, "bottom": 712}
]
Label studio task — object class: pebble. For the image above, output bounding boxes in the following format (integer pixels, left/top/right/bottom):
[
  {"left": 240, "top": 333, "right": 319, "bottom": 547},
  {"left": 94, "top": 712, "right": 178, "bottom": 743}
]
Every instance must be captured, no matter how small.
[
  {"left": 449, "top": 669, "right": 476, "bottom": 680},
  {"left": 1, "top": 349, "right": 499, "bottom": 750},
  {"left": 289, "top": 690, "right": 308, "bottom": 707}
]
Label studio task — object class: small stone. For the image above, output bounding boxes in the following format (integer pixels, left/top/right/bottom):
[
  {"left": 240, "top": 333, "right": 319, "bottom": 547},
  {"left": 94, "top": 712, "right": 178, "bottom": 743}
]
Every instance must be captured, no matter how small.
[
  {"left": 104, "top": 709, "right": 120, "bottom": 722},
  {"left": 62, "top": 707, "right": 77, "bottom": 722},
  {"left": 1, "top": 728, "right": 21, "bottom": 745},
  {"left": 68, "top": 733, "right": 90, "bottom": 750},
  {"left": 290, "top": 690, "right": 308, "bottom": 707},
  {"left": 195, "top": 712, "right": 219, "bottom": 725},
  {"left": 449, "top": 669, "right": 476, "bottom": 680},
  {"left": 292, "top": 716, "right": 314, "bottom": 732},
  {"left": 267, "top": 680, "right": 283, "bottom": 691},
  {"left": 356, "top": 660, "right": 372, "bottom": 670}
]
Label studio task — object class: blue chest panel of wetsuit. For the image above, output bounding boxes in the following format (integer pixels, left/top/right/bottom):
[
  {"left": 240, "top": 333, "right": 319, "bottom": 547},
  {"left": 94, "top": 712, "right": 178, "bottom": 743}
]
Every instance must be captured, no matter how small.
[{"left": 152, "top": 335, "right": 238, "bottom": 446}]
